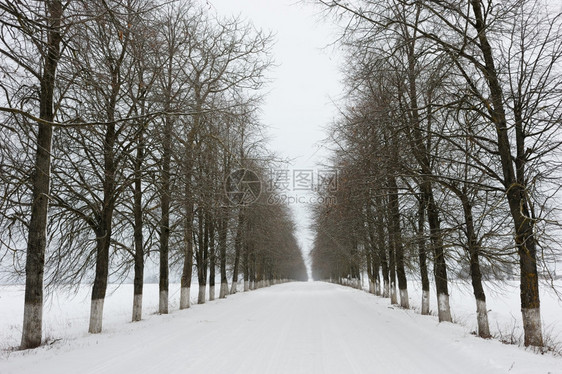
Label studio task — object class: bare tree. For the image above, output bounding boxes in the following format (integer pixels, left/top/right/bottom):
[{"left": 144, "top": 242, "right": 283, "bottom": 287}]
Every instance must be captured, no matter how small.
[
  {"left": 0, "top": 0, "right": 68, "bottom": 348},
  {"left": 318, "top": 0, "right": 562, "bottom": 346}
]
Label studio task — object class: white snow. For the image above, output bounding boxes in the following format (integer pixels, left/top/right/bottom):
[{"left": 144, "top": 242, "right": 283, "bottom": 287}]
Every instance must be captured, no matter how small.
[
  {"left": 402, "top": 279, "right": 562, "bottom": 343},
  {"left": 1, "top": 281, "right": 561, "bottom": 373}
]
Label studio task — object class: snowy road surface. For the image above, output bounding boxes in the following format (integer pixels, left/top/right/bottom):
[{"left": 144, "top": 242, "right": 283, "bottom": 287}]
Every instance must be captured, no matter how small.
[{"left": 1, "top": 282, "right": 560, "bottom": 374}]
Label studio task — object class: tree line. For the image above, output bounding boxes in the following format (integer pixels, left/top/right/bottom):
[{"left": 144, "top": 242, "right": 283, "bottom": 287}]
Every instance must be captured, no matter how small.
[
  {"left": 0, "top": 0, "right": 307, "bottom": 350},
  {"left": 311, "top": 0, "right": 562, "bottom": 348}
]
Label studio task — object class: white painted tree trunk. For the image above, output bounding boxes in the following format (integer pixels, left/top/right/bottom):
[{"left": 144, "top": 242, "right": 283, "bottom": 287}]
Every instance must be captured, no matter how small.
[
  {"left": 159, "top": 290, "right": 168, "bottom": 314},
  {"left": 383, "top": 280, "right": 389, "bottom": 298},
  {"left": 375, "top": 279, "right": 381, "bottom": 296},
  {"left": 476, "top": 299, "right": 490, "bottom": 338},
  {"left": 219, "top": 282, "right": 228, "bottom": 299},
  {"left": 198, "top": 285, "right": 206, "bottom": 304},
  {"left": 230, "top": 281, "right": 237, "bottom": 294},
  {"left": 132, "top": 294, "right": 142, "bottom": 322},
  {"left": 421, "top": 290, "right": 430, "bottom": 315},
  {"left": 390, "top": 281, "right": 398, "bottom": 304},
  {"left": 522, "top": 307, "right": 542, "bottom": 346},
  {"left": 21, "top": 302, "right": 42, "bottom": 347},
  {"left": 399, "top": 289, "right": 409, "bottom": 309},
  {"left": 437, "top": 293, "right": 452, "bottom": 322},
  {"left": 209, "top": 285, "right": 215, "bottom": 301},
  {"left": 250, "top": 280, "right": 255, "bottom": 290},
  {"left": 244, "top": 280, "right": 249, "bottom": 292},
  {"left": 88, "top": 299, "right": 104, "bottom": 334},
  {"left": 180, "top": 287, "right": 190, "bottom": 309}
]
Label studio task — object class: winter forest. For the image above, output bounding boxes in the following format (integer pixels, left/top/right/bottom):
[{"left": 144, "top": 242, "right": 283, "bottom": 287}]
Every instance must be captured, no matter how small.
[{"left": 1, "top": 0, "right": 562, "bottom": 373}]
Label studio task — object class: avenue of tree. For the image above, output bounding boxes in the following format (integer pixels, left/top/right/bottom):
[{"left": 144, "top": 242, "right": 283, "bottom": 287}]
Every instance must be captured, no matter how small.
[
  {"left": 0, "top": 0, "right": 307, "bottom": 349},
  {"left": 311, "top": 0, "right": 562, "bottom": 348}
]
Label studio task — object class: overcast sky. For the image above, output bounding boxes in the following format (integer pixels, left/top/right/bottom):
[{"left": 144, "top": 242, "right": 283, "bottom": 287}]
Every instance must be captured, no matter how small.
[{"left": 210, "top": 0, "right": 345, "bottom": 275}]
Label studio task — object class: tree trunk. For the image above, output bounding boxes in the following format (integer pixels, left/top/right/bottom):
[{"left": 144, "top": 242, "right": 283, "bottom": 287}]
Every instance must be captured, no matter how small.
[
  {"left": 469, "top": 0, "right": 542, "bottom": 346},
  {"left": 375, "top": 197, "right": 390, "bottom": 298},
  {"left": 218, "top": 210, "right": 229, "bottom": 298},
  {"left": 180, "top": 131, "right": 195, "bottom": 310},
  {"left": 424, "top": 185, "right": 452, "bottom": 322},
  {"left": 256, "top": 258, "right": 263, "bottom": 289},
  {"left": 180, "top": 207, "right": 194, "bottom": 309},
  {"left": 417, "top": 195, "right": 430, "bottom": 315},
  {"left": 89, "top": 117, "right": 116, "bottom": 334},
  {"left": 372, "top": 258, "right": 381, "bottom": 296},
  {"left": 243, "top": 240, "right": 250, "bottom": 292},
  {"left": 231, "top": 208, "right": 244, "bottom": 294},
  {"left": 388, "top": 175, "right": 409, "bottom": 308},
  {"left": 368, "top": 209, "right": 382, "bottom": 296},
  {"left": 249, "top": 249, "right": 256, "bottom": 290},
  {"left": 21, "top": 0, "right": 63, "bottom": 350},
  {"left": 196, "top": 212, "right": 204, "bottom": 302},
  {"left": 159, "top": 116, "right": 172, "bottom": 314},
  {"left": 180, "top": 195, "right": 194, "bottom": 310},
  {"left": 196, "top": 210, "right": 208, "bottom": 304},
  {"left": 380, "top": 249, "right": 389, "bottom": 298},
  {"left": 209, "top": 217, "right": 216, "bottom": 301},
  {"left": 132, "top": 125, "right": 145, "bottom": 322},
  {"left": 459, "top": 195, "right": 490, "bottom": 338},
  {"left": 365, "top": 247, "right": 374, "bottom": 294},
  {"left": 386, "top": 201, "right": 398, "bottom": 305},
  {"left": 90, "top": 235, "right": 109, "bottom": 334},
  {"left": 398, "top": 12, "right": 451, "bottom": 321}
]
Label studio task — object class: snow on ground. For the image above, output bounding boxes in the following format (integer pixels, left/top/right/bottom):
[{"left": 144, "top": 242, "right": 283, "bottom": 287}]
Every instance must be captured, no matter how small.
[
  {"left": 1, "top": 282, "right": 561, "bottom": 374},
  {"left": 400, "top": 279, "right": 562, "bottom": 345},
  {"left": 0, "top": 282, "right": 216, "bottom": 349}
]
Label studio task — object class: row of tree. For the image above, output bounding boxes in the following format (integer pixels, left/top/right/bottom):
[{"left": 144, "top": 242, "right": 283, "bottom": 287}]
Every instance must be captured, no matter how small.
[
  {"left": 311, "top": 0, "right": 562, "bottom": 348},
  {"left": 0, "top": 0, "right": 306, "bottom": 349}
]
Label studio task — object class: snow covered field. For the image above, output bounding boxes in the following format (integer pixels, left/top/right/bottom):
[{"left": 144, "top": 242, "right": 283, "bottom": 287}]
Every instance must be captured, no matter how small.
[
  {"left": 0, "top": 282, "right": 218, "bottom": 349},
  {"left": 401, "top": 279, "right": 562, "bottom": 345},
  {"left": 1, "top": 281, "right": 561, "bottom": 373}
]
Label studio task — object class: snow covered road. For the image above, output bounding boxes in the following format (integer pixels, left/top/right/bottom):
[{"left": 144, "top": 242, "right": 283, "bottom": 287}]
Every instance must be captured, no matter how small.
[{"left": 1, "top": 281, "right": 560, "bottom": 374}]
